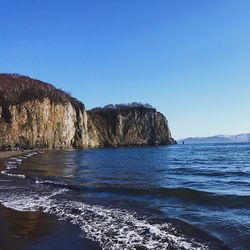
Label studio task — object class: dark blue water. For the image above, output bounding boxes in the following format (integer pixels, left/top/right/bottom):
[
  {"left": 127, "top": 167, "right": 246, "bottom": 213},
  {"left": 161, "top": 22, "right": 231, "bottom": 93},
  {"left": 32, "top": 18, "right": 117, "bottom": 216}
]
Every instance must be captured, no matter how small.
[{"left": 0, "top": 143, "right": 249, "bottom": 249}]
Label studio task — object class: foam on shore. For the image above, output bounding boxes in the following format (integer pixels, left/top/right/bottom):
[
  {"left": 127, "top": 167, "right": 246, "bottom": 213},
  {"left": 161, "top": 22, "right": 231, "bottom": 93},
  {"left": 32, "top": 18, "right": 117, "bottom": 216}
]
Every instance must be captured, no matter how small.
[
  {"left": 0, "top": 185, "right": 209, "bottom": 250},
  {"left": 0, "top": 151, "right": 39, "bottom": 179}
]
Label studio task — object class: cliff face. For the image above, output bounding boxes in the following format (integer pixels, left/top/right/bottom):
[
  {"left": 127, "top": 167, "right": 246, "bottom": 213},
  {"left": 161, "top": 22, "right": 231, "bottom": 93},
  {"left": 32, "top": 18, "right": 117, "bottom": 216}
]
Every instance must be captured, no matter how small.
[
  {"left": 0, "top": 74, "right": 175, "bottom": 149},
  {"left": 0, "top": 98, "right": 88, "bottom": 149},
  {"left": 87, "top": 108, "right": 175, "bottom": 147},
  {"left": 0, "top": 74, "right": 88, "bottom": 149}
]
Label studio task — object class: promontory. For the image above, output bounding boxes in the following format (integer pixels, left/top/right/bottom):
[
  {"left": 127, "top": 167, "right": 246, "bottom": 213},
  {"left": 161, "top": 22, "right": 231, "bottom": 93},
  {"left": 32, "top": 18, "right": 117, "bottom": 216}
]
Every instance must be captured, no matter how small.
[{"left": 0, "top": 74, "right": 175, "bottom": 149}]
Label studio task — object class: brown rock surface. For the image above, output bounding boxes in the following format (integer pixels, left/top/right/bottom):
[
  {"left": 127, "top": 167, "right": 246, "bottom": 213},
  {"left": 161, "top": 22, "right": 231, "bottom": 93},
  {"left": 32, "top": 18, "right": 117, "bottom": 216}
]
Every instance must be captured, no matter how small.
[
  {"left": 87, "top": 107, "right": 175, "bottom": 147},
  {"left": 0, "top": 74, "right": 175, "bottom": 148}
]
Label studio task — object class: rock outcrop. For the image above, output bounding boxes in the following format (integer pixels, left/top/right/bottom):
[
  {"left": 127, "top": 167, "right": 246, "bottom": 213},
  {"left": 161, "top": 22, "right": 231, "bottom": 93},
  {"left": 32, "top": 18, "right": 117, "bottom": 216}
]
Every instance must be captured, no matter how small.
[
  {"left": 0, "top": 98, "right": 88, "bottom": 149},
  {"left": 87, "top": 107, "right": 175, "bottom": 147},
  {"left": 0, "top": 74, "right": 175, "bottom": 149}
]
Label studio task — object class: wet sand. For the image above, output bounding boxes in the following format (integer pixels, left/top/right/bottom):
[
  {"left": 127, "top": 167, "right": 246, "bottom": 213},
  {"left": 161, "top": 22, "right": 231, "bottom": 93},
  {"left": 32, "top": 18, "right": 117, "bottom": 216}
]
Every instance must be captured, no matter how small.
[
  {"left": 0, "top": 150, "right": 36, "bottom": 173},
  {"left": 0, "top": 151, "right": 101, "bottom": 250},
  {"left": 0, "top": 205, "right": 101, "bottom": 250}
]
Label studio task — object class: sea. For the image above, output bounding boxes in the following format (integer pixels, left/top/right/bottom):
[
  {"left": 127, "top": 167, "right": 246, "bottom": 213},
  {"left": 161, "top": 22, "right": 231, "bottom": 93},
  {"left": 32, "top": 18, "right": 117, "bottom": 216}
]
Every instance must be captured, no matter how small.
[{"left": 0, "top": 143, "right": 249, "bottom": 250}]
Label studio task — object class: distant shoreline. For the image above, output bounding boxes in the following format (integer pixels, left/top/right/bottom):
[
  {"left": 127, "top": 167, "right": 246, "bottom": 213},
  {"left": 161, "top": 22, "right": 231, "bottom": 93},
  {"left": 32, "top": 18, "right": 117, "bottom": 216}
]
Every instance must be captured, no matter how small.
[{"left": 178, "top": 133, "right": 250, "bottom": 144}]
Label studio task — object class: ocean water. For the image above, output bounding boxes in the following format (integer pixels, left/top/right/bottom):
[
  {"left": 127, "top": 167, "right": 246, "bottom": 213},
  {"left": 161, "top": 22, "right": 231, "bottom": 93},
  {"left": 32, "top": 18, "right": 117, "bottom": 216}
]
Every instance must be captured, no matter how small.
[{"left": 0, "top": 143, "right": 250, "bottom": 250}]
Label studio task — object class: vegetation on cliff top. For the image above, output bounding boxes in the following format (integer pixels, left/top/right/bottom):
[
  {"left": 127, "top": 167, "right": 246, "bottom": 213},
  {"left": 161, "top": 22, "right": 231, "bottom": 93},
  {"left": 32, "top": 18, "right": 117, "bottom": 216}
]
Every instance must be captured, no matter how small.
[
  {"left": 0, "top": 73, "right": 84, "bottom": 109},
  {"left": 89, "top": 102, "right": 156, "bottom": 112},
  {"left": 0, "top": 74, "right": 155, "bottom": 114}
]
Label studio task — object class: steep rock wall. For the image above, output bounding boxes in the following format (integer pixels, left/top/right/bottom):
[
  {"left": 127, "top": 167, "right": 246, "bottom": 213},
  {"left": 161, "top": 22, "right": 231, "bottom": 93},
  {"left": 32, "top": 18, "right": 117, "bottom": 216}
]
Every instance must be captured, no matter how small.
[
  {"left": 0, "top": 98, "right": 88, "bottom": 148},
  {"left": 87, "top": 107, "right": 175, "bottom": 147},
  {"left": 0, "top": 74, "right": 175, "bottom": 149}
]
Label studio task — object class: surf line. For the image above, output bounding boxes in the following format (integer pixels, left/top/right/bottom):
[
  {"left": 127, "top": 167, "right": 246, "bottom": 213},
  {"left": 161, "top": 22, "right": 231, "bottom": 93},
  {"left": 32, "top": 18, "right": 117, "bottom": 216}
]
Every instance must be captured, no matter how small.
[{"left": 0, "top": 150, "right": 44, "bottom": 179}]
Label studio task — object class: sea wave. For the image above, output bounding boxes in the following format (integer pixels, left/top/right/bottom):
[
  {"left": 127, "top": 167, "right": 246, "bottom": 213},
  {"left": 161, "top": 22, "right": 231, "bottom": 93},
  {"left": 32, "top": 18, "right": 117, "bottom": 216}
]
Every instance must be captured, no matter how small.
[
  {"left": 0, "top": 187, "right": 210, "bottom": 250},
  {"left": 0, "top": 151, "right": 39, "bottom": 179},
  {"left": 79, "top": 185, "right": 250, "bottom": 209},
  {"left": 0, "top": 153, "right": 212, "bottom": 249},
  {"left": 35, "top": 179, "right": 80, "bottom": 190},
  {"left": 33, "top": 179, "right": 250, "bottom": 209}
]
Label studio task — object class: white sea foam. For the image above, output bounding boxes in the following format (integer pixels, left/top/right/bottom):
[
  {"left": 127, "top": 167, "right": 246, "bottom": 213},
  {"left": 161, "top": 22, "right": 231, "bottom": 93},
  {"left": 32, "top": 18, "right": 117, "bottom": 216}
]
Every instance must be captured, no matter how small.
[
  {"left": 6, "top": 164, "right": 17, "bottom": 170},
  {"left": 0, "top": 188, "right": 208, "bottom": 250},
  {"left": 7, "top": 161, "right": 19, "bottom": 165},
  {"left": 0, "top": 170, "right": 25, "bottom": 178},
  {"left": 26, "top": 152, "right": 37, "bottom": 157},
  {"left": 1, "top": 151, "right": 40, "bottom": 179},
  {"left": 35, "top": 180, "right": 56, "bottom": 185},
  {"left": 0, "top": 150, "right": 209, "bottom": 249}
]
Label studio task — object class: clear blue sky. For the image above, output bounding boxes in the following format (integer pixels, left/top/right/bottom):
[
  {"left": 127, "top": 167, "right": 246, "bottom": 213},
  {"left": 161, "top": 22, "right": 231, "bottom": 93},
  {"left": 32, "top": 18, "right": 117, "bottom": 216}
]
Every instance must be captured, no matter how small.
[{"left": 1, "top": 0, "right": 249, "bottom": 139}]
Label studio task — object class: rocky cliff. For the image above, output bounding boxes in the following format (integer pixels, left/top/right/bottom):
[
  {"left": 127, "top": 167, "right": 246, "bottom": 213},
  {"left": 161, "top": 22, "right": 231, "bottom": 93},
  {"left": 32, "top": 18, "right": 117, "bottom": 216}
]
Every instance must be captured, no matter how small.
[
  {"left": 87, "top": 107, "right": 175, "bottom": 147},
  {"left": 0, "top": 74, "right": 175, "bottom": 149}
]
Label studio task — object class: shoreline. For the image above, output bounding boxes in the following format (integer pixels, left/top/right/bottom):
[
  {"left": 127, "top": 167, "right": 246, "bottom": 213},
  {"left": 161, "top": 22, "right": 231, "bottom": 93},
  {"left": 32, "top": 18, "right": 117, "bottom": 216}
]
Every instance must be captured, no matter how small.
[
  {"left": 0, "top": 150, "right": 36, "bottom": 160},
  {"left": 0, "top": 204, "right": 101, "bottom": 250},
  {"left": 0, "top": 150, "right": 101, "bottom": 250}
]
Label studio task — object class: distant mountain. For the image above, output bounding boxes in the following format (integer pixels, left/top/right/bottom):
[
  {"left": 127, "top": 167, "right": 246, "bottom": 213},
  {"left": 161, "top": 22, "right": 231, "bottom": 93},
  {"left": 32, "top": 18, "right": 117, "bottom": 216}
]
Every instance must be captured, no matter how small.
[{"left": 178, "top": 133, "right": 250, "bottom": 144}]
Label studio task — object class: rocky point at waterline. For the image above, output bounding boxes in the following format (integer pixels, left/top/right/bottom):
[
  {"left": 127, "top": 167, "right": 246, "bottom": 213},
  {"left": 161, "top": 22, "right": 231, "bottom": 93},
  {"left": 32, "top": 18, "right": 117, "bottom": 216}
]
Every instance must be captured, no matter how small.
[{"left": 0, "top": 73, "right": 175, "bottom": 149}]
